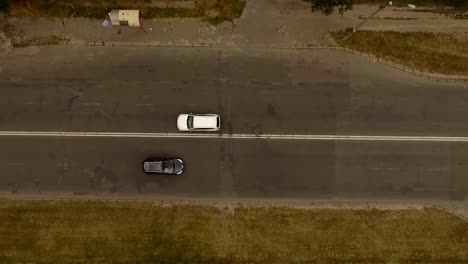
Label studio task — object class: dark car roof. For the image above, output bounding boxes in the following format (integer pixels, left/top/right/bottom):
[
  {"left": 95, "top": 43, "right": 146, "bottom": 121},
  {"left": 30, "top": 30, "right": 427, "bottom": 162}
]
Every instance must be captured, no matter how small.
[
  {"left": 144, "top": 159, "right": 184, "bottom": 174},
  {"left": 144, "top": 161, "right": 163, "bottom": 173}
]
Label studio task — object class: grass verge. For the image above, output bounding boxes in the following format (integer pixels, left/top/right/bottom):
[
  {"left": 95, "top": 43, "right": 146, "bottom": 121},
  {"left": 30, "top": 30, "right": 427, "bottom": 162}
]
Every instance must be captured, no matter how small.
[
  {"left": 305, "top": 0, "right": 467, "bottom": 17},
  {"left": 357, "top": 0, "right": 468, "bottom": 9},
  {"left": 333, "top": 31, "right": 468, "bottom": 76},
  {"left": 0, "top": 200, "right": 467, "bottom": 263},
  {"left": 1, "top": 0, "right": 246, "bottom": 25}
]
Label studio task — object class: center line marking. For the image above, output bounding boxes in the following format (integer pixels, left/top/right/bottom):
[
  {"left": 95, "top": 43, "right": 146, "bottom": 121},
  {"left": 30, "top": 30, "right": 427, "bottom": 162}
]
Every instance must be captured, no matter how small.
[
  {"left": 0, "top": 131, "right": 467, "bottom": 142},
  {"left": 80, "top": 103, "right": 101, "bottom": 106}
]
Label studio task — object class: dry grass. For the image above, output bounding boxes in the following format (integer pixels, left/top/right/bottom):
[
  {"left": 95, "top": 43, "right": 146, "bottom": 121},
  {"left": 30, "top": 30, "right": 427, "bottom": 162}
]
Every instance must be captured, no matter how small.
[
  {"left": 0, "top": 200, "right": 467, "bottom": 263},
  {"left": 333, "top": 31, "right": 468, "bottom": 76},
  {"left": 3, "top": 0, "right": 246, "bottom": 25}
]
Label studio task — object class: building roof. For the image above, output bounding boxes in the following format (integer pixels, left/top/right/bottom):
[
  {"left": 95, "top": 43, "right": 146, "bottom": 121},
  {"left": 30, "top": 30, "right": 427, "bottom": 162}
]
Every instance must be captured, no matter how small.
[{"left": 109, "top": 10, "right": 140, "bottom": 27}]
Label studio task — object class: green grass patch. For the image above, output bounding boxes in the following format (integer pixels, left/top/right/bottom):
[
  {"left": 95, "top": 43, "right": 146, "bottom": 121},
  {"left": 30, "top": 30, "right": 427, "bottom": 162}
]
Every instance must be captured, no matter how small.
[
  {"left": 333, "top": 31, "right": 468, "bottom": 76},
  {"left": 0, "top": 200, "right": 467, "bottom": 263},
  {"left": 2, "top": 0, "right": 246, "bottom": 25}
]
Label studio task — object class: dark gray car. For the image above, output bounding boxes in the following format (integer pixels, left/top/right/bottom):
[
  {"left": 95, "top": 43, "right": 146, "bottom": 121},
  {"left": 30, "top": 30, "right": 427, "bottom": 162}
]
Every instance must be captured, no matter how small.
[{"left": 143, "top": 159, "right": 184, "bottom": 175}]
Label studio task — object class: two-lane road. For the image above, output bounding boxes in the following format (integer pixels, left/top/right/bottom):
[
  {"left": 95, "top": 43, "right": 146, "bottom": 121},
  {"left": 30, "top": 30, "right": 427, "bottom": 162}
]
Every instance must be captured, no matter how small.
[{"left": 0, "top": 46, "right": 467, "bottom": 200}]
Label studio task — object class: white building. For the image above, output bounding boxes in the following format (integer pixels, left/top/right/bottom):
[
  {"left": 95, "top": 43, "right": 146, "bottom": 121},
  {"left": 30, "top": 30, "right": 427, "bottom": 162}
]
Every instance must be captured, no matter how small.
[{"left": 108, "top": 10, "right": 141, "bottom": 27}]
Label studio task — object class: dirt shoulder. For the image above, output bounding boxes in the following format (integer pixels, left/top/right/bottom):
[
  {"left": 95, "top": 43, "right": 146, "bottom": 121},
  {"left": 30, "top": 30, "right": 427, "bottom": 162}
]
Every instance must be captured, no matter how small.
[{"left": 0, "top": 199, "right": 467, "bottom": 263}]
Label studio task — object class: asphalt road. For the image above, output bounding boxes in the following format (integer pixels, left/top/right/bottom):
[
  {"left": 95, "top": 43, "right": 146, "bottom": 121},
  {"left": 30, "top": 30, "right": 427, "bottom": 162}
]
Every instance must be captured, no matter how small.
[{"left": 0, "top": 46, "right": 467, "bottom": 200}]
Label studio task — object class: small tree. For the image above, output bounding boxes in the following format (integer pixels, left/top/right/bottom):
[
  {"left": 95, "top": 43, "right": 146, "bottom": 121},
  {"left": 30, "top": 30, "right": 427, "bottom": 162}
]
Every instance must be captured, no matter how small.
[
  {"left": 0, "top": 0, "right": 12, "bottom": 10},
  {"left": 306, "top": 0, "right": 354, "bottom": 16}
]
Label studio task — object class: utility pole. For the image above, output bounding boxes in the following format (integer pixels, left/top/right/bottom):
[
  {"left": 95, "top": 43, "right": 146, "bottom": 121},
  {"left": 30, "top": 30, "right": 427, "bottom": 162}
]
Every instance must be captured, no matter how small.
[{"left": 343, "top": 1, "right": 392, "bottom": 41}]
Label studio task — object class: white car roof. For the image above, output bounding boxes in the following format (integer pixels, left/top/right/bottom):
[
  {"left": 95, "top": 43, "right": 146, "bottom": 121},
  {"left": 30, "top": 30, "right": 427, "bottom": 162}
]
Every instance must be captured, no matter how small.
[{"left": 193, "top": 115, "right": 218, "bottom": 129}]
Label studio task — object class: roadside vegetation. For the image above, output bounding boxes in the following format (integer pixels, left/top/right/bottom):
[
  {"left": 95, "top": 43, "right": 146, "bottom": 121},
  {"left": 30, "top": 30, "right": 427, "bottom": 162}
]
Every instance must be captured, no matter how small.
[
  {"left": 333, "top": 31, "right": 468, "bottom": 76},
  {"left": 0, "top": 0, "right": 246, "bottom": 25},
  {"left": 0, "top": 200, "right": 467, "bottom": 263},
  {"left": 304, "top": 0, "right": 468, "bottom": 16},
  {"left": 0, "top": 0, "right": 12, "bottom": 11}
]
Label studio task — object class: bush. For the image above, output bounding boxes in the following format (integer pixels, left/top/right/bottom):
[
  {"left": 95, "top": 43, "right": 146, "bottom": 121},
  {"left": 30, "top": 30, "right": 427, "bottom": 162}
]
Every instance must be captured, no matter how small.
[
  {"left": 306, "top": 0, "right": 354, "bottom": 16},
  {"left": 0, "top": 0, "right": 12, "bottom": 11}
]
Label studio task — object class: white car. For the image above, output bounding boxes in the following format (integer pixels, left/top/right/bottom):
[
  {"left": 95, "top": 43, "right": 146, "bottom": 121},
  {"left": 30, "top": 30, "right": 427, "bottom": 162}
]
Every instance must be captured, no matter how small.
[{"left": 177, "top": 114, "right": 220, "bottom": 131}]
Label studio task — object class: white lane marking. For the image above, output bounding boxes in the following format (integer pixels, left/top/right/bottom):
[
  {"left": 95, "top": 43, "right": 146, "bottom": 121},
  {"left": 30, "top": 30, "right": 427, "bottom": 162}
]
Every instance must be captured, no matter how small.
[
  {"left": 0, "top": 131, "right": 467, "bottom": 142},
  {"left": 80, "top": 103, "right": 101, "bottom": 106},
  {"left": 427, "top": 168, "right": 448, "bottom": 171}
]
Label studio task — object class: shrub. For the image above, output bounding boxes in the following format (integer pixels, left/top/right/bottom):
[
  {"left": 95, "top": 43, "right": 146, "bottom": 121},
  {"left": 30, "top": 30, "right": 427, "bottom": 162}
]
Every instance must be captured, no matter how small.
[{"left": 0, "top": 0, "right": 12, "bottom": 11}]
